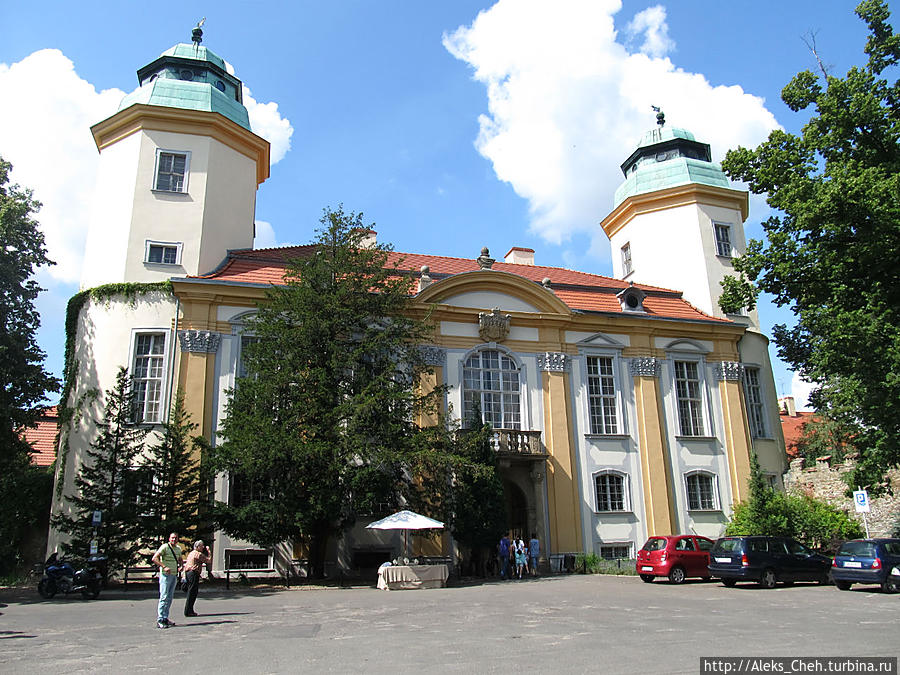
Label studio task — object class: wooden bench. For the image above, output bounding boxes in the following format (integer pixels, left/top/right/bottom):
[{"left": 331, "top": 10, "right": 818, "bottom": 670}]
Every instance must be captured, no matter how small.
[{"left": 123, "top": 565, "right": 158, "bottom": 588}]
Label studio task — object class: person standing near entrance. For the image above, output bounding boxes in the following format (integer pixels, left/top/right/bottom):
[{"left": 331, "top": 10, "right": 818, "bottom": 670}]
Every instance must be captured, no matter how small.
[
  {"left": 529, "top": 533, "right": 540, "bottom": 576},
  {"left": 183, "top": 540, "right": 211, "bottom": 617},
  {"left": 499, "top": 533, "right": 511, "bottom": 580},
  {"left": 151, "top": 532, "right": 182, "bottom": 629}
]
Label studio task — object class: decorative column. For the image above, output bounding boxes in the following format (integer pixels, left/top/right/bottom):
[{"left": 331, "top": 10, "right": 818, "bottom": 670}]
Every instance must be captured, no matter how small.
[
  {"left": 176, "top": 324, "right": 220, "bottom": 440},
  {"left": 629, "top": 357, "right": 676, "bottom": 536},
  {"left": 538, "top": 352, "right": 581, "bottom": 554},
  {"left": 418, "top": 346, "right": 446, "bottom": 426},
  {"left": 714, "top": 361, "right": 752, "bottom": 503}
]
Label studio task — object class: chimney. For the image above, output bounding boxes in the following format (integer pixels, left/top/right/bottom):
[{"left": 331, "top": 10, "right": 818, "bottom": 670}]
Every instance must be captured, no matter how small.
[
  {"left": 353, "top": 228, "right": 377, "bottom": 248},
  {"left": 504, "top": 247, "right": 535, "bottom": 265},
  {"left": 779, "top": 396, "right": 797, "bottom": 417}
]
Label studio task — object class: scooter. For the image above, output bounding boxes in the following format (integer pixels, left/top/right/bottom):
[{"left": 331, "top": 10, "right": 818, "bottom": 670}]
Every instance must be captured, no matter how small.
[{"left": 37, "top": 552, "right": 107, "bottom": 600}]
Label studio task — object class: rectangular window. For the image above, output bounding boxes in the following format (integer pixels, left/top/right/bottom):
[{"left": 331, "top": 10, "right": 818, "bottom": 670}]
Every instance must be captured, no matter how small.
[
  {"left": 587, "top": 356, "right": 618, "bottom": 434},
  {"left": 686, "top": 473, "right": 717, "bottom": 510},
  {"left": 145, "top": 241, "right": 181, "bottom": 265},
  {"left": 674, "top": 361, "right": 704, "bottom": 436},
  {"left": 237, "top": 335, "right": 259, "bottom": 379},
  {"left": 154, "top": 151, "right": 189, "bottom": 193},
  {"left": 621, "top": 242, "right": 633, "bottom": 276},
  {"left": 714, "top": 223, "right": 732, "bottom": 257},
  {"left": 599, "top": 543, "right": 633, "bottom": 560},
  {"left": 743, "top": 366, "right": 766, "bottom": 438},
  {"left": 595, "top": 472, "right": 627, "bottom": 512},
  {"left": 132, "top": 333, "right": 166, "bottom": 423},
  {"left": 225, "top": 550, "right": 272, "bottom": 570}
]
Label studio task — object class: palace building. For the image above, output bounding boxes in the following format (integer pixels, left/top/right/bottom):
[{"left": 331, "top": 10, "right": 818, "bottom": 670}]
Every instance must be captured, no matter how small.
[{"left": 49, "top": 33, "right": 786, "bottom": 575}]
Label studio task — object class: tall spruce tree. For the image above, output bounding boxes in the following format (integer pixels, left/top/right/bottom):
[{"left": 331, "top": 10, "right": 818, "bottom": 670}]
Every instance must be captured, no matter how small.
[
  {"left": 0, "top": 157, "right": 60, "bottom": 573},
  {"left": 208, "top": 207, "right": 443, "bottom": 577},
  {"left": 142, "top": 391, "right": 202, "bottom": 546},
  {"left": 52, "top": 368, "right": 148, "bottom": 570},
  {"left": 718, "top": 1, "right": 900, "bottom": 490}
]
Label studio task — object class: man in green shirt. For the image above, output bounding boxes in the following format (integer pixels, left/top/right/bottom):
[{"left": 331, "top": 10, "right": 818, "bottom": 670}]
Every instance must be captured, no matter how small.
[{"left": 151, "top": 532, "right": 183, "bottom": 629}]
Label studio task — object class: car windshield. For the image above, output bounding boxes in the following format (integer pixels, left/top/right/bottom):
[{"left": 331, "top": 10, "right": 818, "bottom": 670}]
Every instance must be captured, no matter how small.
[
  {"left": 839, "top": 541, "right": 876, "bottom": 557},
  {"left": 642, "top": 538, "right": 667, "bottom": 552},
  {"left": 713, "top": 538, "right": 741, "bottom": 553}
]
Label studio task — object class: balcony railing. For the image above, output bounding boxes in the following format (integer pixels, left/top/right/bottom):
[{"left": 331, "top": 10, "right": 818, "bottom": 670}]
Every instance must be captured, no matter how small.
[{"left": 489, "top": 429, "right": 544, "bottom": 456}]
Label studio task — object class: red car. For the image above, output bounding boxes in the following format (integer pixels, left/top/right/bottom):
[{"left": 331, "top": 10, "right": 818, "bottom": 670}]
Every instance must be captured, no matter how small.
[{"left": 636, "top": 535, "right": 715, "bottom": 584}]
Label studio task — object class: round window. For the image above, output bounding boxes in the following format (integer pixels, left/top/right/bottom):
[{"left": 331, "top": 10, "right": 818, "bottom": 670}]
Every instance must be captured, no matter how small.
[
  {"left": 179, "top": 69, "right": 194, "bottom": 81},
  {"left": 215, "top": 80, "right": 226, "bottom": 92}
]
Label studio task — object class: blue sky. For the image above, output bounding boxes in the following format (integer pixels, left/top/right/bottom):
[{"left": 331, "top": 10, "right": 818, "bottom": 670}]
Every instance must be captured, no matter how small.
[{"left": 0, "top": 1, "right": 887, "bottom": 408}]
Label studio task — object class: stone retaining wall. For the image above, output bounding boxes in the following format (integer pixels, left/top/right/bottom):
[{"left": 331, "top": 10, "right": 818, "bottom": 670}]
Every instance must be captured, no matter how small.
[{"left": 784, "top": 457, "right": 900, "bottom": 537}]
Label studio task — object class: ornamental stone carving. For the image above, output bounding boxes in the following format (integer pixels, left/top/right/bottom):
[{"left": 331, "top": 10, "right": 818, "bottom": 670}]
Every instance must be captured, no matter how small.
[
  {"left": 478, "top": 307, "right": 511, "bottom": 342},
  {"left": 178, "top": 330, "right": 220, "bottom": 353},
  {"left": 419, "top": 346, "right": 446, "bottom": 366},
  {"left": 538, "top": 352, "right": 569, "bottom": 372},
  {"left": 629, "top": 357, "right": 660, "bottom": 377},
  {"left": 714, "top": 361, "right": 744, "bottom": 381}
]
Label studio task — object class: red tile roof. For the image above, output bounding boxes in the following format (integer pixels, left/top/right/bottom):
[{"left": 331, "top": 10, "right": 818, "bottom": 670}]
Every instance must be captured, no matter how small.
[
  {"left": 21, "top": 406, "right": 59, "bottom": 467},
  {"left": 780, "top": 411, "right": 817, "bottom": 458},
  {"left": 194, "top": 246, "right": 730, "bottom": 324}
]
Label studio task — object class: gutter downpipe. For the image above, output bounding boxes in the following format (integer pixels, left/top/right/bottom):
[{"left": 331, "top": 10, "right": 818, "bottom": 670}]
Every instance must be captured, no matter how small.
[{"left": 166, "top": 294, "right": 181, "bottom": 425}]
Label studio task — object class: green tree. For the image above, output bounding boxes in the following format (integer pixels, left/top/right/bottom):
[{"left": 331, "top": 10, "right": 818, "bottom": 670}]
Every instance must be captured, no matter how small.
[
  {"left": 726, "top": 454, "right": 790, "bottom": 537},
  {"left": 52, "top": 368, "right": 148, "bottom": 571},
  {"left": 142, "top": 391, "right": 203, "bottom": 545},
  {"left": 0, "top": 157, "right": 60, "bottom": 574},
  {"left": 718, "top": 1, "right": 900, "bottom": 490},
  {"left": 208, "top": 207, "right": 443, "bottom": 577},
  {"left": 794, "top": 415, "right": 857, "bottom": 468}
]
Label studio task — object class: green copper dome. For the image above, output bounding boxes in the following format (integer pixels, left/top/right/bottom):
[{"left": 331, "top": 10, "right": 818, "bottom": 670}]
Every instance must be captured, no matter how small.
[
  {"left": 117, "top": 42, "right": 251, "bottom": 130},
  {"left": 613, "top": 124, "right": 730, "bottom": 206}
]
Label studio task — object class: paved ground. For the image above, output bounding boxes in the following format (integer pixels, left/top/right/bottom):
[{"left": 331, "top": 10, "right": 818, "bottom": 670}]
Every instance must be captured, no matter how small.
[{"left": 1, "top": 574, "right": 898, "bottom": 673}]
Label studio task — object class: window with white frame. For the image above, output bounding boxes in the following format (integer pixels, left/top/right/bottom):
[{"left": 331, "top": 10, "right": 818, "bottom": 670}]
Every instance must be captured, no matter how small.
[
  {"left": 237, "top": 334, "right": 259, "bottom": 380},
  {"left": 714, "top": 223, "right": 733, "bottom": 257},
  {"left": 599, "top": 543, "right": 633, "bottom": 560},
  {"left": 587, "top": 356, "right": 618, "bottom": 434},
  {"left": 120, "top": 466, "right": 156, "bottom": 515},
  {"left": 674, "top": 360, "right": 705, "bottom": 436},
  {"left": 229, "top": 473, "right": 268, "bottom": 508},
  {"left": 154, "top": 150, "right": 190, "bottom": 193},
  {"left": 595, "top": 471, "right": 628, "bottom": 512},
  {"left": 132, "top": 333, "right": 166, "bottom": 423},
  {"left": 685, "top": 471, "right": 718, "bottom": 510},
  {"left": 463, "top": 349, "right": 521, "bottom": 429},
  {"left": 145, "top": 241, "right": 181, "bottom": 265},
  {"left": 621, "top": 242, "right": 633, "bottom": 276},
  {"left": 743, "top": 366, "right": 766, "bottom": 438}
]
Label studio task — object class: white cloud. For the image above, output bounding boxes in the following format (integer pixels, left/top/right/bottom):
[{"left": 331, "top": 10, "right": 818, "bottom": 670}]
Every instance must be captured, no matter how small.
[
  {"left": 444, "top": 0, "right": 780, "bottom": 249},
  {"left": 244, "top": 89, "right": 293, "bottom": 165},
  {"left": 791, "top": 372, "right": 817, "bottom": 412},
  {"left": 0, "top": 49, "right": 123, "bottom": 283},
  {"left": 253, "top": 219, "right": 297, "bottom": 249},
  {"left": 0, "top": 50, "right": 294, "bottom": 286},
  {"left": 626, "top": 5, "right": 675, "bottom": 58}
]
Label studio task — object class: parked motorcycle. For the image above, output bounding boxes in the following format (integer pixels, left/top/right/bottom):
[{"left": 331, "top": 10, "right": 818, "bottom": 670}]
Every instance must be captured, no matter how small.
[{"left": 37, "top": 552, "right": 107, "bottom": 600}]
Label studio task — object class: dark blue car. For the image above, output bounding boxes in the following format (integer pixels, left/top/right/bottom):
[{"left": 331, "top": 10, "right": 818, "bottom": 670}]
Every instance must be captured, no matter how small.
[
  {"left": 831, "top": 538, "right": 900, "bottom": 593},
  {"left": 708, "top": 536, "right": 831, "bottom": 588}
]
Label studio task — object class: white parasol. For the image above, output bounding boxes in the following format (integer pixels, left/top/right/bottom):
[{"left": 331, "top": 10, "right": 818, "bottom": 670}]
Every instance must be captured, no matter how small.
[{"left": 366, "top": 510, "right": 444, "bottom": 560}]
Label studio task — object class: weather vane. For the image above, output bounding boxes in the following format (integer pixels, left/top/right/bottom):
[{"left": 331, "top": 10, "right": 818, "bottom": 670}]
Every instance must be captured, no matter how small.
[
  {"left": 192, "top": 17, "right": 206, "bottom": 51},
  {"left": 651, "top": 105, "right": 666, "bottom": 127}
]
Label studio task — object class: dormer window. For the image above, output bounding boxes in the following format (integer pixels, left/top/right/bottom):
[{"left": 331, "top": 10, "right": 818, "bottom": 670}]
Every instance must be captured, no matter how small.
[
  {"left": 616, "top": 283, "right": 646, "bottom": 313},
  {"left": 154, "top": 150, "right": 190, "bottom": 193}
]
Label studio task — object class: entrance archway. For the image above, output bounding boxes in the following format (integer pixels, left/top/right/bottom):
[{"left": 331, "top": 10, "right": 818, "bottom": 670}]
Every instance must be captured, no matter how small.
[{"left": 504, "top": 481, "right": 528, "bottom": 540}]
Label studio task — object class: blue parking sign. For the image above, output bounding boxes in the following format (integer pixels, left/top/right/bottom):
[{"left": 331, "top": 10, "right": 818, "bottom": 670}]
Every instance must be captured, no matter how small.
[{"left": 853, "top": 490, "right": 870, "bottom": 513}]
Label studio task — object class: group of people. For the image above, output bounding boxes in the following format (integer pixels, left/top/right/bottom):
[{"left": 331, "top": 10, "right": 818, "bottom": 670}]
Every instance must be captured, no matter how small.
[
  {"left": 150, "top": 532, "right": 212, "bottom": 629},
  {"left": 498, "top": 532, "right": 540, "bottom": 580}
]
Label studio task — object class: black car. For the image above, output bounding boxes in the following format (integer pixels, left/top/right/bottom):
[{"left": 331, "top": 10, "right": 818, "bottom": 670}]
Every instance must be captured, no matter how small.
[
  {"left": 708, "top": 536, "right": 831, "bottom": 588},
  {"left": 831, "top": 538, "right": 900, "bottom": 593}
]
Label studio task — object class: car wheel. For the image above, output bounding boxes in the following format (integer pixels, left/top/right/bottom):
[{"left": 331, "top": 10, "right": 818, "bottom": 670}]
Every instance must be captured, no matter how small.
[
  {"left": 880, "top": 578, "right": 899, "bottom": 594},
  {"left": 759, "top": 568, "right": 777, "bottom": 589},
  {"left": 835, "top": 580, "right": 852, "bottom": 591},
  {"left": 721, "top": 578, "right": 737, "bottom": 588},
  {"left": 668, "top": 566, "right": 686, "bottom": 584},
  {"left": 639, "top": 574, "right": 655, "bottom": 583}
]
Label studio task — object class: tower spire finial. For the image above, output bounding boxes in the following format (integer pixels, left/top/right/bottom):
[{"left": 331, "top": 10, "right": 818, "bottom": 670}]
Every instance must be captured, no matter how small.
[
  {"left": 192, "top": 17, "right": 206, "bottom": 51},
  {"left": 651, "top": 105, "right": 665, "bottom": 127}
]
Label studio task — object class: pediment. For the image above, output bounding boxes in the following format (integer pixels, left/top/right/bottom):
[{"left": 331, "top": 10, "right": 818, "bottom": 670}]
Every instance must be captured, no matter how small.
[
  {"left": 575, "top": 332, "right": 627, "bottom": 349},
  {"left": 416, "top": 270, "right": 571, "bottom": 315}
]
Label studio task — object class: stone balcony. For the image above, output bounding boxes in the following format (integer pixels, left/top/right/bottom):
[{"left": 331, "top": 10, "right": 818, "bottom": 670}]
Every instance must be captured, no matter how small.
[{"left": 488, "top": 429, "right": 545, "bottom": 457}]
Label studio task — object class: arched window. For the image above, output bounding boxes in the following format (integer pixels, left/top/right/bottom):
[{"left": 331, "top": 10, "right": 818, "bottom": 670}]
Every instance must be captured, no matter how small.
[
  {"left": 684, "top": 471, "right": 718, "bottom": 511},
  {"left": 594, "top": 470, "right": 629, "bottom": 512},
  {"left": 463, "top": 349, "right": 521, "bottom": 428}
]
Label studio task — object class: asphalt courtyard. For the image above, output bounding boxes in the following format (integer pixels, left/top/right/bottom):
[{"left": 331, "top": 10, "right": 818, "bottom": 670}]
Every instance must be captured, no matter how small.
[{"left": 1, "top": 574, "right": 898, "bottom": 673}]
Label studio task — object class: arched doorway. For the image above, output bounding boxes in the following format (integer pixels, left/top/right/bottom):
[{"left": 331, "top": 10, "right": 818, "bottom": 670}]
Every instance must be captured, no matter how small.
[{"left": 504, "top": 480, "right": 528, "bottom": 540}]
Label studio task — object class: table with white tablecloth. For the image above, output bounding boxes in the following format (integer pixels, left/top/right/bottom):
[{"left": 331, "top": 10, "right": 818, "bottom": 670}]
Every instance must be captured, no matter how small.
[{"left": 376, "top": 564, "right": 448, "bottom": 590}]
